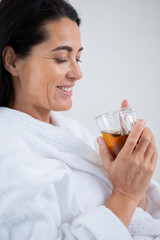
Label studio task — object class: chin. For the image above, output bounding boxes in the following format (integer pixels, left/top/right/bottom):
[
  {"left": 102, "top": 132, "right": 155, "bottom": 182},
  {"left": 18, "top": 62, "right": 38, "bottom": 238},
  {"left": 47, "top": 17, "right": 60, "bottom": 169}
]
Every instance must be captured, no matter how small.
[{"left": 52, "top": 102, "right": 72, "bottom": 111}]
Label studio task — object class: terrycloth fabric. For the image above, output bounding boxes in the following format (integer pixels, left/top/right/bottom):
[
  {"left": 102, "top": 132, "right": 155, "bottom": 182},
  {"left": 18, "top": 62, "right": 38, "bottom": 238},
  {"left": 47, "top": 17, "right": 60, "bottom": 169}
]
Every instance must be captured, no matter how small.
[
  {"left": 0, "top": 107, "right": 159, "bottom": 240},
  {"left": 129, "top": 180, "right": 160, "bottom": 240}
]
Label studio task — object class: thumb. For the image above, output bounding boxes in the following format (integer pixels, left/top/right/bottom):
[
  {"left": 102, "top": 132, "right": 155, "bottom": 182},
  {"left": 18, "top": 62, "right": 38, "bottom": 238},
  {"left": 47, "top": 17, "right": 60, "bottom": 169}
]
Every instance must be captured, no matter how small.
[
  {"left": 121, "top": 99, "right": 129, "bottom": 109},
  {"left": 97, "top": 136, "right": 113, "bottom": 171}
]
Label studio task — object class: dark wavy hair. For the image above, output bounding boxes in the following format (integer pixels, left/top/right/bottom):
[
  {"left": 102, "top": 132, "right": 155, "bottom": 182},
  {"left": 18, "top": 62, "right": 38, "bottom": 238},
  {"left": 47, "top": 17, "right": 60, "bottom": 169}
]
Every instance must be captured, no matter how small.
[{"left": 0, "top": 0, "right": 81, "bottom": 107}]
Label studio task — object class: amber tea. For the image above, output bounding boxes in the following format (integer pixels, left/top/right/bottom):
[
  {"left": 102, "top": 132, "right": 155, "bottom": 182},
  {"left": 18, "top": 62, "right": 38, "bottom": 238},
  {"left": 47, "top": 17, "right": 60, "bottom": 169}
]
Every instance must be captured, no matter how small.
[
  {"left": 102, "top": 130, "right": 129, "bottom": 159},
  {"left": 96, "top": 107, "right": 136, "bottom": 159}
]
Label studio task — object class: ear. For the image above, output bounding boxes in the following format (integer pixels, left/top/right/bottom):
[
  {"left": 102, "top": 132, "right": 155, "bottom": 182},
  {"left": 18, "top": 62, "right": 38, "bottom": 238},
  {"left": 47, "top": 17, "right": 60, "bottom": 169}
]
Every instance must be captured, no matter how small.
[{"left": 2, "top": 46, "right": 19, "bottom": 77}]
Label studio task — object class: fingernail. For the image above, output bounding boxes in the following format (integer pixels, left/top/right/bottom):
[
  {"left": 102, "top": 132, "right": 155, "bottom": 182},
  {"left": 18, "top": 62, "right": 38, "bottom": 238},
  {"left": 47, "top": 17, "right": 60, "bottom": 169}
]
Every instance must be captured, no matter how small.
[
  {"left": 124, "top": 99, "right": 128, "bottom": 104},
  {"left": 140, "top": 119, "right": 145, "bottom": 126},
  {"left": 97, "top": 137, "right": 103, "bottom": 145},
  {"left": 121, "top": 99, "right": 128, "bottom": 108},
  {"left": 137, "top": 119, "right": 141, "bottom": 124}
]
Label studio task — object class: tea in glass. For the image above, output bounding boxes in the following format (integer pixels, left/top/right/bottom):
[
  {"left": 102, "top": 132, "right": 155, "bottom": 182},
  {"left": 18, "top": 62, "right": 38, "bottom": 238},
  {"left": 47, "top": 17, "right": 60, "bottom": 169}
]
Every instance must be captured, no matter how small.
[
  {"left": 95, "top": 107, "right": 136, "bottom": 159},
  {"left": 101, "top": 130, "right": 129, "bottom": 159}
]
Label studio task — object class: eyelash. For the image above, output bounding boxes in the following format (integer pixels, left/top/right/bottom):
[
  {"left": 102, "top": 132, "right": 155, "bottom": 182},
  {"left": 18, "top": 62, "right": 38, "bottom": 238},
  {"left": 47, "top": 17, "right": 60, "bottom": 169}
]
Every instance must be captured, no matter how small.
[{"left": 54, "top": 58, "right": 82, "bottom": 63}]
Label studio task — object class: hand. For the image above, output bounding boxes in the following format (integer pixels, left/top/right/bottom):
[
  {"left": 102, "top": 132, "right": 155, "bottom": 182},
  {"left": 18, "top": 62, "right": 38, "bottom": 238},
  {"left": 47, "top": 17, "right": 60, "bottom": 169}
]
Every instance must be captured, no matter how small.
[
  {"left": 121, "top": 99, "right": 147, "bottom": 210},
  {"left": 97, "top": 114, "right": 158, "bottom": 205}
]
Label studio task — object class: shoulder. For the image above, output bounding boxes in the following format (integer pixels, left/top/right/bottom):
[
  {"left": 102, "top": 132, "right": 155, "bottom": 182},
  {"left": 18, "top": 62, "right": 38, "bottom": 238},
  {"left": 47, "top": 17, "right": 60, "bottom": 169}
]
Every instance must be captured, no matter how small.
[
  {"left": 0, "top": 129, "right": 32, "bottom": 170},
  {"left": 0, "top": 109, "right": 32, "bottom": 159},
  {"left": 0, "top": 128, "right": 23, "bottom": 148}
]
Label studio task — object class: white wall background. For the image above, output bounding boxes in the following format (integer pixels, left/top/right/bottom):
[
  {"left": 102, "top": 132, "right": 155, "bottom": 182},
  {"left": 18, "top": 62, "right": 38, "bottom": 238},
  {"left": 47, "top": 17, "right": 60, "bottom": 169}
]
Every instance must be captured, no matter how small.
[{"left": 63, "top": 0, "right": 160, "bottom": 183}]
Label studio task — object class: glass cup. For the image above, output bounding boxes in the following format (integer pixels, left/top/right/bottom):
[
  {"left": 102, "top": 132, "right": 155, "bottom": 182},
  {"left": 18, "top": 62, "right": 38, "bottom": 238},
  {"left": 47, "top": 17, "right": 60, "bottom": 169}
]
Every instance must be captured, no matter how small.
[{"left": 95, "top": 107, "right": 137, "bottom": 159}]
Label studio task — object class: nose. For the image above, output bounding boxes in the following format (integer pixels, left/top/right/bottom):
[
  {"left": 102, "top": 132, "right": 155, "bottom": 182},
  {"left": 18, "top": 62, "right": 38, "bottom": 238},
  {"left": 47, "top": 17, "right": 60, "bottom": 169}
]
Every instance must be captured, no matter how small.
[{"left": 66, "top": 62, "right": 83, "bottom": 81}]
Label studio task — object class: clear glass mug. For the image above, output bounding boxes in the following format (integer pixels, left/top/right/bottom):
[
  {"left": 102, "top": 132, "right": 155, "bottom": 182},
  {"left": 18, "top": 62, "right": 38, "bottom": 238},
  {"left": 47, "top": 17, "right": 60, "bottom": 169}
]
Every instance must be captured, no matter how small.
[{"left": 95, "top": 107, "right": 137, "bottom": 159}]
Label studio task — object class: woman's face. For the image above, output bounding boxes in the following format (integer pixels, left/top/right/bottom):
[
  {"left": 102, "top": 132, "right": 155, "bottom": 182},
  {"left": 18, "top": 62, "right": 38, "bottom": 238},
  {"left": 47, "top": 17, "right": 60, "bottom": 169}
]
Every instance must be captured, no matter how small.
[{"left": 10, "top": 18, "right": 83, "bottom": 122}]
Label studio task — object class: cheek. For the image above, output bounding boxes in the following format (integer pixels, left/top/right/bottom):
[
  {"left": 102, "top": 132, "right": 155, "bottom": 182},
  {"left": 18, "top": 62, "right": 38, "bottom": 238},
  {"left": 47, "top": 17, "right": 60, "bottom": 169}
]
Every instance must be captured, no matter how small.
[
  {"left": 22, "top": 62, "right": 50, "bottom": 90},
  {"left": 18, "top": 60, "right": 45, "bottom": 88},
  {"left": 49, "top": 63, "right": 67, "bottom": 82},
  {"left": 33, "top": 64, "right": 66, "bottom": 101},
  {"left": 19, "top": 59, "right": 66, "bottom": 100},
  {"left": 34, "top": 61, "right": 65, "bottom": 84}
]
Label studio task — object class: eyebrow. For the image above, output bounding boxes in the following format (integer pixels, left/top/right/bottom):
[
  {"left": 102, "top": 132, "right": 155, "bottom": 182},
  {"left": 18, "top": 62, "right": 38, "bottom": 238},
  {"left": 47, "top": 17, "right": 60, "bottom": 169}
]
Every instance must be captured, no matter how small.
[{"left": 51, "top": 46, "right": 83, "bottom": 53}]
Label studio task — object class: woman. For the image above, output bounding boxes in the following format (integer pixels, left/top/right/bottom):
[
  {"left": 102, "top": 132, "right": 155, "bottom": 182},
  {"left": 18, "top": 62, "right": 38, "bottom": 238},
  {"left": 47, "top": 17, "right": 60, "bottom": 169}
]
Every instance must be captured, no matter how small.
[{"left": 0, "top": 0, "right": 159, "bottom": 239}]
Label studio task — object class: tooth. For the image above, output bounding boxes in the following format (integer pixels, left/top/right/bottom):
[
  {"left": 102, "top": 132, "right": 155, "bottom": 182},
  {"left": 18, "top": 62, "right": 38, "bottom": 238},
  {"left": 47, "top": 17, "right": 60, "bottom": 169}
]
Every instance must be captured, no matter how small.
[{"left": 57, "top": 86, "right": 73, "bottom": 92}]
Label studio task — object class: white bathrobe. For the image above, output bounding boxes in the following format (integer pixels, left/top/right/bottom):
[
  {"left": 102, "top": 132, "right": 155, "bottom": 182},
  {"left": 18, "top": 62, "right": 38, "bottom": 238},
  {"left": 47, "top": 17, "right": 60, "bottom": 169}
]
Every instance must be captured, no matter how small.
[{"left": 0, "top": 107, "right": 160, "bottom": 240}]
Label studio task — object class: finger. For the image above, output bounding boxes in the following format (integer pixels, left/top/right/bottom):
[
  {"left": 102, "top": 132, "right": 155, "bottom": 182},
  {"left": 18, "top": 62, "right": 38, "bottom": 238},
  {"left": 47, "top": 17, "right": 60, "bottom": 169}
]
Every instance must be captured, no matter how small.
[
  {"left": 149, "top": 152, "right": 158, "bottom": 173},
  {"left": 97, "top": 136, "right": 113, "bottom": 172},
  {"left": 150, "top": 138, "right": 158, "bottom": 164},
  {"left": 143, "top": 136, "right": 155, "bottom": 161},
  {"left": 123, "top": 119, "right": 145, "bottom": 155},
  {"left": 121, "top": 99, "right": 129, "bottom": 109},
  {"left": 120, "top": 99, "right": 129, "bottom": 133},
  {"left": 134, "top": 127, "right": 152, "bottom": 157},
  {"left": 151, "top": 140, "right": 158, "bottom": 166}
]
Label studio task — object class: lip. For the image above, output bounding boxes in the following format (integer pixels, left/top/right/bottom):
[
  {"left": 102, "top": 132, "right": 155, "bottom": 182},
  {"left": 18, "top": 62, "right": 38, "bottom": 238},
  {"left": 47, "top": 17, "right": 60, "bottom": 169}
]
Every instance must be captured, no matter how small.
[
  {"left": 57, "top": 84, "right": 74, "bottom": 88},
  {"left": 56, "top": 86, "right": 73, "bottom": 96}
]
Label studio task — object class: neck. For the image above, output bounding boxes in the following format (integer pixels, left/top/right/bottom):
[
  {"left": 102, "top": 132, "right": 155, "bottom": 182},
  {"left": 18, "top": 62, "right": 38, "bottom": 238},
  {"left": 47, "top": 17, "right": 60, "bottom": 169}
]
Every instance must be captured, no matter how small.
[{"left": 10, "top": 103, "right": 53, "bottom": 125}]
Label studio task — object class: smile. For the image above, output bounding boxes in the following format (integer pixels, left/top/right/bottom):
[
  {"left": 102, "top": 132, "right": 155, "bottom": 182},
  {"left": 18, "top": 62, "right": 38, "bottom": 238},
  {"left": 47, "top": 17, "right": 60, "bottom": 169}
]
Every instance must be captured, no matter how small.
[
  {"left": 56, "top": 86, "right": 73, "bottom": 96},
  {"left": 57, "top": 86, "right": 73, "bottom": 92}
]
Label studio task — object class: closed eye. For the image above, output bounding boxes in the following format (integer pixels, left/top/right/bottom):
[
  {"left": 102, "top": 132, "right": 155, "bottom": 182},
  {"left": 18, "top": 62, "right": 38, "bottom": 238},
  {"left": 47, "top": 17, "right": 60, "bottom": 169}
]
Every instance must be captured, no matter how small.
[
  {"left": 54, "top": 58, "right": 67, "bottom": 63},
  {"left": 54, "top": 58, "right": 82, "bottom": 63}
]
